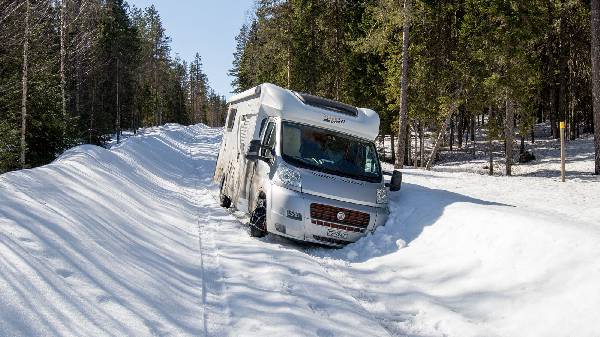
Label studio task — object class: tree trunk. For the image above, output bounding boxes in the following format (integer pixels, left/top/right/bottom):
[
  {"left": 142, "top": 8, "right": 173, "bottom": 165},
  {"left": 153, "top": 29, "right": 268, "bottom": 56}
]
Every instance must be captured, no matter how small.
[
  {"left": 116, "top": 58, "right": 121, "bottom": 143},
  {"left": 76, "top": 55, "right": 81, "bottom": 119},
  {"left": 550, "top": 85, "right": 558, "bottom": 138},
  {"left": 419, "top": 122, "right": 424, "bottom": 168},
  {"left": 390, "top": 134, "right": 396, "bottom": 163},
  {"left": 546, "top": 0, "right": 558, "bottom": 139},
  {"left": 395, "top": 0, "right": 411, "bottom": 169},
  {"left": 20, "top": 0, "right": 31, "bottom": 169},
  {"left": 426, "top": 104, "right": 457, "bottom": 170},
  {"left": 413, "top": 121, "right": 418, "bottom": 166},
  {"left": 286, "top": 1, "right": 292, "bottom": 88},
  {"left": 520, "top": 134, "right": 525, "bottom": 154},
  {"left": 488, "top": 105, "right": 494, "bottom": 176},
  {"left": 60, "top": 0, "right": 67, "bottom": 135},
  {"left": 333, "top": 0, "right": 341, "bottom": 100},
  {"left": 592, "top": 0, "right": 600, "bottom": 174},
  {"left": 90, "top": 78, "right": 96, "bottom": 144},
  {"left": 558, "top": 13, "right": 569, "bottom": 133},
  {"left": 470, "top": 116, "right": 475, "bottom": 142},
  {"left": 449, "top": 117, "right": 454, "bottom": 151},
  {"left": 457, "top": 109, "right": 464, "bottom": 148},
  {"left": 489, "top": 137, "right": 494, "bottom": 176},
  {"left": 406, "top": 124, "right": 411, "bottom": 166},
  {"left": 568, "top": 43, "right": 577, "bottom": 141},
  {"left": 505, "top": 97, "right": 515, "bottom": 176}
]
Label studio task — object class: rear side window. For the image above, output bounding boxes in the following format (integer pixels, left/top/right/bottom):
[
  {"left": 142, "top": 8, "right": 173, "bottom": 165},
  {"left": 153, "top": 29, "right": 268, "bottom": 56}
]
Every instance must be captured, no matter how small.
[{"left": 226, "top": 108, "right": 237, "bottom": 131}]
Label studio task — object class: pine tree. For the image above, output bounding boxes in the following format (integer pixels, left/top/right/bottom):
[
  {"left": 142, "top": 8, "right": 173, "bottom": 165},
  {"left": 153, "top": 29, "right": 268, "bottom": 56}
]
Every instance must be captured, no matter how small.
[{"left": 97, "top": 0, "right": 139, "bottom": 140}]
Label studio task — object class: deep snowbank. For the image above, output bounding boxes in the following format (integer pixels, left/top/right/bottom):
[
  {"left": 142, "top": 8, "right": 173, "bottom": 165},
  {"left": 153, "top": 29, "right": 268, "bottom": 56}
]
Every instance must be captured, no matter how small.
[
  {"left": 0, "top": 124, "right": 220, "bottom": 336},
  {"left": 322, "top": 170, "right": 600, "bottom": 336},
  {"left": 1, "top": 124, "right": 599, "bottom": 337}
]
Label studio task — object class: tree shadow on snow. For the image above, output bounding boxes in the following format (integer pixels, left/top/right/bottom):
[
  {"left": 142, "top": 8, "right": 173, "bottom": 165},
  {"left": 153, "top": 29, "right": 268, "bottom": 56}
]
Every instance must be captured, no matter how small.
[{"left": 0, "top": 125, "right": 221, "bottom": 336}]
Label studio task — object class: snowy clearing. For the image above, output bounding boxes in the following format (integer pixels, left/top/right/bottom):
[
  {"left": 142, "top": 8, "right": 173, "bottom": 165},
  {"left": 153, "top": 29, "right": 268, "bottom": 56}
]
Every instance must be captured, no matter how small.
[
  {"left": 379, "top": 122, "right": 599, "bottom": 181},
  {"left": 1, "top": 124, "right": 599, "bottom": 337}
]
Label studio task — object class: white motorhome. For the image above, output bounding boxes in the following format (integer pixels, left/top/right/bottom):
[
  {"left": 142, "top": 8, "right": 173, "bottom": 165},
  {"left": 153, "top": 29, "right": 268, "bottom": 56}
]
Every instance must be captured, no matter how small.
[{"left": 214, "top": 83, "right": 401, "bottom": 246}]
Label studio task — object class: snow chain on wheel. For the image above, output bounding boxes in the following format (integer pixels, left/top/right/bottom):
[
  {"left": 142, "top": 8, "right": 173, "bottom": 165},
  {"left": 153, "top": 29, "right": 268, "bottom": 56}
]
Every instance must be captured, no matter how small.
[
  {"left": 219, "top": 179, "right": 232, "bottom": 208},
  {"left": 249, "top": 197, "right": 267, "bottom": 238}
]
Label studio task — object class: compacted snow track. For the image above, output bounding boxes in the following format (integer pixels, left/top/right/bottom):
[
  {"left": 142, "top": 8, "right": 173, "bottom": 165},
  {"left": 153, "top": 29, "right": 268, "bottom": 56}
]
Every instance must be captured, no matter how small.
[{"left": 1, "top": 124, "right": 599, "bottom": 337}]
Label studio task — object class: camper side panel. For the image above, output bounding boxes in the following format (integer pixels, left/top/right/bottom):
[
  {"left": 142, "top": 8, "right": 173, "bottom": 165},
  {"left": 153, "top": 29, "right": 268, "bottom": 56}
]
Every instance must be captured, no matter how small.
[{"left": 213, "top": 98, "right": 261, "bottom": 208}]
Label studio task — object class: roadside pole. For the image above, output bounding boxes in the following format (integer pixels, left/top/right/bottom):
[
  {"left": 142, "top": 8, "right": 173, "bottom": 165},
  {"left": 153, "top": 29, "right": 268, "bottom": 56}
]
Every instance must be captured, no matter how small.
[{"left": 560, "top": 121, "right": 566, "bottom": 182}]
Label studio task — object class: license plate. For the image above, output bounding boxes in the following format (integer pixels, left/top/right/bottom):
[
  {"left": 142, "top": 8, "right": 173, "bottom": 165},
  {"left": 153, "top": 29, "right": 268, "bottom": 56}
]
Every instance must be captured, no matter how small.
[{"left": 326, "top": 228, "right": 348, "bottom": 240}]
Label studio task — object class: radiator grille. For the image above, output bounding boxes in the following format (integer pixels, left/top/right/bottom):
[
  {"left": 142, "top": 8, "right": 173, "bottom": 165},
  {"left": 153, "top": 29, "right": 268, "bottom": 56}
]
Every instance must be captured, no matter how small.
[{"left": 310, "top": 203, "right": 370, "bottom": 229}]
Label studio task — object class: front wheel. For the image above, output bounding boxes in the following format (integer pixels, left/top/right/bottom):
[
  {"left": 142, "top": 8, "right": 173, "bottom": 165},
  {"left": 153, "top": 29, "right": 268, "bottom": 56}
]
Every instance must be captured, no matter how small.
[{"left": 249, "top": 198, "right": 267, "bottom": 238}]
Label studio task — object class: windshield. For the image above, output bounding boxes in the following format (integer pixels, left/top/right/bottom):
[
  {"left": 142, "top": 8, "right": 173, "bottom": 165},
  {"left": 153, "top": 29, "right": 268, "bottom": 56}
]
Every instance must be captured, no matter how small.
[{"left": 281, "top": 122, "right": 382, "bottom": 183}]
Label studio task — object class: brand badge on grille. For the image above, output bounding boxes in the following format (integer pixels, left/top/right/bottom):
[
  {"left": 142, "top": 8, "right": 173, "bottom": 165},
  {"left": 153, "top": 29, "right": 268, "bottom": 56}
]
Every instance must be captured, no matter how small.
[{"left": 337, "top": 211, "right": 346, "bottom": 221}]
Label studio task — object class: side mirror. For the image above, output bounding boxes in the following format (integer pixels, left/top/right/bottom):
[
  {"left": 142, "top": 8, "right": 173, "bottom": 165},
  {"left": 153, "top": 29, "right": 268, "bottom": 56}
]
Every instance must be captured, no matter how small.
[
  {"left": 245, "top": 139, "right": 275, "bottom": 165},
  {"left": 248, "top": 139, "right": 262, "bottom": 153},
  {"left": 389, "top": 170, "right": 402, "bottom": 192}
]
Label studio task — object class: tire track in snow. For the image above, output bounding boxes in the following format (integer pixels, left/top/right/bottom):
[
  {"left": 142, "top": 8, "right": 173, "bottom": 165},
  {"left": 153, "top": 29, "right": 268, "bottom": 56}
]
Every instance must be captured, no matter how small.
[
  {"left": 187, "top": 138, "right": 230, "bottom": 337},
  {"left": 202, "top": 186, "right": 395, "bottom": 337}
]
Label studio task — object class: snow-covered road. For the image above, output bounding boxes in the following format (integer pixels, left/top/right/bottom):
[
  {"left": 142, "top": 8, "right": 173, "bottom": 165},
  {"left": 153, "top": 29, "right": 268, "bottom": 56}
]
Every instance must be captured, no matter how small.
[{"left": 1, "top": 124, "right": 599, "bottom": 337}]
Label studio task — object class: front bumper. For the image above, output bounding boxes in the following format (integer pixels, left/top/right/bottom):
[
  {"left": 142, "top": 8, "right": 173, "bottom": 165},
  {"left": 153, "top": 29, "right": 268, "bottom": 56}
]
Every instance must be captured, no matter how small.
[{"left": 268, "top": 185, "right": 389, "bottom": 246}]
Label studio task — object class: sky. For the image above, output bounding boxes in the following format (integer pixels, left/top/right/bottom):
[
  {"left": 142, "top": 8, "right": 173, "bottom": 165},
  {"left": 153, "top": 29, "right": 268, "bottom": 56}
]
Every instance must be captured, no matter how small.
[{"left": 128, "top": 0, "right": 256, "bottom": 98}]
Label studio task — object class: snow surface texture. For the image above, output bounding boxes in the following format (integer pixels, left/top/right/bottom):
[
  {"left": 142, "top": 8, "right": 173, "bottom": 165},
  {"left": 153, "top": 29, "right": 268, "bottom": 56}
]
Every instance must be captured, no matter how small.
[{"left": 1, "top": 124, "right": 599, "bottom": 337}]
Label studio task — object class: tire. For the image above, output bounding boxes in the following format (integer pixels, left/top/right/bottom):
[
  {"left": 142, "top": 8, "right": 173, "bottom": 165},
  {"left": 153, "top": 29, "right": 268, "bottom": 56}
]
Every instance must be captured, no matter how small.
[
  {"left": 249, "top": 197, "right": 267, "bottom": 238},
  {"left": 219, "top": 179, "right": 231, "bottom": 208}
]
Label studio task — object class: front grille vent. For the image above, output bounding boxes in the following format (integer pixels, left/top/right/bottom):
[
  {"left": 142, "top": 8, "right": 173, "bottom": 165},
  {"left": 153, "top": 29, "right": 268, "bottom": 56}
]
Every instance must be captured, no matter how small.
[
  {"left": 310, "top": 203, "right": 370, "bottom": 229},
  {"left": 311, "top": 220, "right": 365, "bottom": 233}
]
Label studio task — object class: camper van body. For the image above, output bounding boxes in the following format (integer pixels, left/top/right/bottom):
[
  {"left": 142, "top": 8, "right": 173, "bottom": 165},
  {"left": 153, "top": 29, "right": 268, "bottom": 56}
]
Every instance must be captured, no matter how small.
[{"left": 214, "top": 83, "right": 390, "bottom": 246}]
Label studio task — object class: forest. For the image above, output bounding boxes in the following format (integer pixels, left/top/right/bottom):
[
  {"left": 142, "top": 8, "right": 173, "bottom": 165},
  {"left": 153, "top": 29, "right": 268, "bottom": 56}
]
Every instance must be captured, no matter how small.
[
  {"left": 0, "top": 0, "right": 227, "bottom": 173},
  {"left": 230, "top": 0, "right": 600, "bottom": 175}
]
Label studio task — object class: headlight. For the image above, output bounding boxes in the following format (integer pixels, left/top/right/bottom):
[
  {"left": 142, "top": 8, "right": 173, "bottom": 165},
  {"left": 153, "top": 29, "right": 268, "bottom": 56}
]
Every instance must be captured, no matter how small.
[
  {"left": 376, "top": 186, "right": 389, "bottom": 204},
  {"left": 274, "top": 164, "right": 302, "bottom": 191}
]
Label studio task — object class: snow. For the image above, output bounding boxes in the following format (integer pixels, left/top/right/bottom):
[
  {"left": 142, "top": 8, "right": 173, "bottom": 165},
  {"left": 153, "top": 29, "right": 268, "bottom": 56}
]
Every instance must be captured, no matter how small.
[
  {"left": 1, "top": 123, "right": 599, "bottom": 337},
  {"left": 322, "top": 169, "right": 600, "bottom": 336}
]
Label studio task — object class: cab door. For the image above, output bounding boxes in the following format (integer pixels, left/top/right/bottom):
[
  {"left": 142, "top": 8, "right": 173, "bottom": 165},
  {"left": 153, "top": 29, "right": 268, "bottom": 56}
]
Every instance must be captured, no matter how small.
[{"left": 247, "top": 119, "right": 277, "bottom": 212}]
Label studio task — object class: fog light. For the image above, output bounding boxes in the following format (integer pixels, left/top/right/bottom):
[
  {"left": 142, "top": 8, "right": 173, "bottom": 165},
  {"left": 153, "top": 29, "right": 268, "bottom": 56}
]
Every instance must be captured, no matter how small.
[{"left": 275, "top": 223, "right": 286, "bottom": 234}]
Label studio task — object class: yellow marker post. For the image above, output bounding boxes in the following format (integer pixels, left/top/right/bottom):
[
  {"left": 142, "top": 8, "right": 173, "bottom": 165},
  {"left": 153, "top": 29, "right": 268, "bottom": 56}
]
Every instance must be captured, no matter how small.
[{"left": 560, "top": 122, "right": 565, "bottom": 182}]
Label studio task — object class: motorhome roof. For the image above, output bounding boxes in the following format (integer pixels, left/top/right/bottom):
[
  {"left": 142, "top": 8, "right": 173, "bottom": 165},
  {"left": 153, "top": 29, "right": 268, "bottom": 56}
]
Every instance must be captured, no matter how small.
[{"left": 227, "top": 83, "right": 381, "bottom": 141}]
